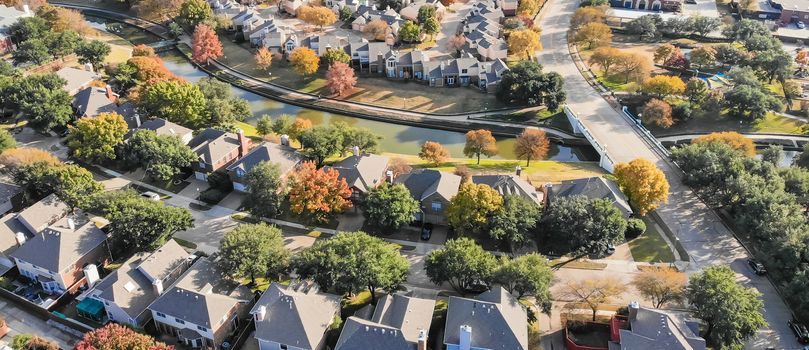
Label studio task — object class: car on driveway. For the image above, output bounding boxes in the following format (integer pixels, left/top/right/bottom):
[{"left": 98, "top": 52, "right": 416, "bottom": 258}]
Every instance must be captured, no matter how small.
[
  {"left": 747, "top": 258, "right": 767, "bottom": 275},
  {"left": 140, "top": 191, "right": 161, "bottom": 201},
  {"left": 421, "top": 223, "right": 433, "bottom": 241},
  {"left": 799, "top": 21, "right": 806, "bottom": 29},
  {"left": 789, "top": 319, "right": 809, "bottom": 343}
]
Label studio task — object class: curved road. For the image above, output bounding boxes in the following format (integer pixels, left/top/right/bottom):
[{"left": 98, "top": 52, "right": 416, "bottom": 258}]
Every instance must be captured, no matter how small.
[{"left": 538, "top": 1, "right": 797, "bottom": 348}]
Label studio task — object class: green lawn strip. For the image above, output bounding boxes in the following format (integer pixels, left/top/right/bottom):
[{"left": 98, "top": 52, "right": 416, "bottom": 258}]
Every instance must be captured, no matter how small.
[
  {"left": 173, "top": 237, "right": 198, "bottom": 250},
  {"left": 650, "top": 110, "right": 807, "bottom": 136},
  {"left": 627, "top": 217, "right": 675, "bottom": 263}
]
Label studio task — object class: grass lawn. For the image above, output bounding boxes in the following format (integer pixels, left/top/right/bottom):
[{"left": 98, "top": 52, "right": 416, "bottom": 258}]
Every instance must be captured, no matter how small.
[
  {"left": 240, "top": 275, "right": 291, "bottom": 293},
  {"left": 649, "top": 110, "right": 808, "bottom": 136},
  {"left": 627, "top": 217, "right": 675, "bottom": 263},
  {"left": 396, "top": 156, "right": 605, "bottom": 183},
  {"left": 550, "top": 258, "right": 607, "bottom": 270}
]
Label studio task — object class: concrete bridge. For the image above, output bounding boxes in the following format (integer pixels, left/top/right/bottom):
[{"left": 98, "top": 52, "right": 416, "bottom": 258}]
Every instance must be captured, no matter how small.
[{"left": 564, "top": 104, "right": 616, "bottom": 172}]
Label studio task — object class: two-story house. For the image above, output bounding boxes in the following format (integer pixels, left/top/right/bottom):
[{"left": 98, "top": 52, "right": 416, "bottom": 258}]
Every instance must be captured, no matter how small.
[
  {"left": 55, "top": 67, "right": 99, "bottom": 97},
  {"left": 0, "top": 5, "right": 32, "bottom": 54},
  {"left": 336, "top": 294, "right": 435, "bottom": 350},
  {"left": 551, "top": 177, "right": 633, "bottom": 218},
  {"left": 189, "top": 129, "right": 252, "bottom": 181},
  {"left": 72, "top": 86, "right": 120, "bottom": 119},
  {"left": 11, "top": 215, "right": 109, "bottom": 295},
  {"left": 0, "top": 194, "right": 69, "bottom": 271},
  {"left": 325, "top": 152, "right": 390, "bottom": 201},
  {"left": 395, "top": 169, "right": 461, "bottom": 225},
  {"left": 250, "top": 282, "right": 341, "bottom": 350},
  {"left": 81, "top": 240, "right": 193, "bottom": 326},
  {"left": 227, "top": 142, "right": 303, "bottom": 192},
  {"left": 471, "top": 174, "right": 543, "bottom": 206},
  {"left": 444, "top": 287, "right": 528, "bottom": 350},
  {"left": 149, "top": 257, "right": 253, "bottom": 349},
  {"left": 135, "top": 118, "right": 194, "bottom": 145},
  {"left": 399, "top": 0, "right": 445, "bottom": 21}
]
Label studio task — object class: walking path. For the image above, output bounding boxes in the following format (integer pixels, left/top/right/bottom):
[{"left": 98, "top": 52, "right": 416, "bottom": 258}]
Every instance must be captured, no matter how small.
[
  {"left": 657, "top": 132, "right": 809, "bottom": 148},
  {"left": 539, "top": 0, "right": 798, "bottom": 348}
]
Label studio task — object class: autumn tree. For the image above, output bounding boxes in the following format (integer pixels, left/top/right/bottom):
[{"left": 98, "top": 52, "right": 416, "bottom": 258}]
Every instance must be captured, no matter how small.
[
  {"left": 0, "top": 147, "right": 59, "bottom": 168},
  {"left": 135, "top": 0, "right": 183, "bottom": 21},
  {"left": 614, "top": 158, "right": 669, "bottom": 215},
  {"left": 642, "top": 75, "right": 686, "bottom": 97},
  {"left": 298, "top": 5, "right": 337, "bottom": 30},
  {"left": 563, "top": 277, "right": 623, "bottom": 321},
  {"left": 219, "top": 223, "right": 290, "bottom": 284},
  {"left": 364, "top": 19, "right": 391, "bottom": 41},
  {"left": 191, "top": 24, "right": 223, "bottom": 64},
  {"left": 289, "top": 117, "right": 313, "bottom": 142},
  {"left": 446, "top": 34, "right": 467, "bottom": 54},
  {"left": 507, "top": 28, "right": 541, "bottom": 58},
  {"left": 326, "top": 62, "right": 357, "bottom": 96},
  {"left": 75, "top": 323, "right": 172, "bottom": 350},
  {"left": 447, "top": 182, "right": 504, "bottom": 234},
  {"left": 37, "top": 5, "right": 91, "bottom": 35},
  {"left": 287, "top": 161, "right": 352, "bottom": 223},
  {"left": 684, "top": 78, "right": 709, "bottom": 104},
  {"left": 424, "top": 237, "right": 498, "bottom": 294},
  {"left": 653, "top": 43, "right": 679, "bottom": 64},
  {"left": 463, "top": 129, "right": 498, "bottom": 164},
  {"left": 640, "top": 99, "right": 673, "bottom": 128},
  {"left": 254, "top": 47, "right": 273, "bottom": 71},
  {"left": 67, "top": 112, "right": 129, "bottom": 163},
  {"left": 690, "top": 45, "right": 716, "bottom": 69},
  {"left": 573, "top": 22, "right": 612, "bottom": 49},
  {"left": 616, "top": 52, "right": 651, "bottom": 84},
  {"left": 514, "top": 128, "right": 549, "bottom": 166},
  {"left": 418, "top": 141, "right": 450, "bottom": 165},
  {"left": 693, "top": 131, "right": 756, "bottom": 157},
  {"left": 289, "top": 47, "right": 320, "bottom": 76},
  {"left": 570, "top": 6, "right": 605, "bottom": 29},
  {"left": 796, "top": 49, "right": 809, "bottom": 70},
  {"left": 132, "top": 44, "right": 156, "bottom": 57},
  {"left": 632, "top": 267, "right": 686, "bottom": 308},
  {"left": 588, "top": 46, "right": 622, "bottom": 77}
]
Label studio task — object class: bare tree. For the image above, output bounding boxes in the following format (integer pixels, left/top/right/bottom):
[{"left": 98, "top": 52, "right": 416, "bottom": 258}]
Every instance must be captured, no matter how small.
[
  {"left": 562, "top": 277, "right": 623, "bottom": 321},
  {"left": 632, "top": 267, "right": 686, "bottom": 308}
]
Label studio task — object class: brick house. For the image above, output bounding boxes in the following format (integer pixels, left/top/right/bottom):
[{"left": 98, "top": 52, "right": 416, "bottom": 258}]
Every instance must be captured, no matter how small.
[
  {"left": 189, "top": 129, "right": 252, "bottom": 181},
  {"left": 609, "top": 0, "right": 682, "bottom": 11},
  {"left": 394, "top": 169, "right": 461, "bottom": 225}
]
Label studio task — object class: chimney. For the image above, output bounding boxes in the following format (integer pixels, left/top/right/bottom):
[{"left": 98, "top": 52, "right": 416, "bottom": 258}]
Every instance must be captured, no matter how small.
[
  {"left": 417, "top": 329, "right": 428, "bottom": 350},
  {"left": 255, "top": 305, "right": 267, "bottom": 321},
  {"left": 134, "top": 113, "right": 142, "bottom": 127},
  {"left": 15, "top": 232, "right": 26, "bottom": 246},
  {"left": 629, "top": 301, "right": 640, "bottom": 321},
  {"left": 459, "top": 325, "right": 472, "bottom": 350},
  {"left": 280, "top": 134, "right": 290, "bottom": 146},
  {"left": 84, "top": 62, "right": 94, "bottom": 72},
  {"left": 68, "top": 218, "right": 76, "bottom": 230},
  {"left": 83, "top": 264, "right": 100, "bottom": 287},
  {"left": 105, "top": 85, "right": 117, "bottom": 103},
  {"left": 352, "top": 145, "right": 360, "bottom": 157},
  {"left": 23, "top": 4, "right": 30, "bottom": 14},
  {"left": 515, "top": 165, "right": 522, "bottom": 176},
  {"left": 237, "top": 129, "right": 250, "bottom": 157},
  {"left": 153, "top": 279, "right": 164, "bottom": 295},
  {"left": 386, "top": 170, "right": 394, "bottom": 183}
]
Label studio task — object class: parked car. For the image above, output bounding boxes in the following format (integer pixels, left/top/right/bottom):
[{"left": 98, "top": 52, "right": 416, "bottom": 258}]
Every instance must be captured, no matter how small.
[
  {"left": 790, "top": 319, "right": 809, "bottom": 343},
  {"left": 140, "top": 191, "right": 161, "bottom": 201},
  {"left": 799, "top": 21, "right": 807, "bottom": 29},
  {"left": 685, "top": 0, "right": 697, "bottom": 4},
  {"left": 421, "top": 223, "right": 433, "bottom": 241},
  {"left": 747, "top": 258, "right": 767, "bottom": 275},
  {"left": 606, "top": 244, "right": 616, "bottom": 255}
]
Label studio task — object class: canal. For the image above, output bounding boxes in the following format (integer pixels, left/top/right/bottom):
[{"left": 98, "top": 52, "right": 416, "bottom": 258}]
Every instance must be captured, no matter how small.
[{"left": 90, "top": 17, "right": 598, "bottom": 161}]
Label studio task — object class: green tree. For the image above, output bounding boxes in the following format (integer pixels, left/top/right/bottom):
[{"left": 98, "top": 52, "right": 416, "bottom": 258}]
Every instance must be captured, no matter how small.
[
  {"left": 12, "top": 162, "right": 103, "bottom": 209},
  {"left": 722, "top": 18, "right": 770, "bottom": 41},
  {"left": 197, "top": 77, "right": 251, "bottom": 129},
  {"left": 90, "top": 190, "right": 193, "bottom": 252},
  {"left": 293, "top": 231, "right": 410, "bottom": 302},
  {"left": 684, "top": 78, "right": 708, "bottom": 104},
  {"left": 139, "top": 80, "right": 208, "bottom": 128},
  {"left": 714, "top": 43, "right": 746, "bottom": 68},
  {"left": 537, "top": 195, "right": 627, "bottom": 257},
  {"left": 8, "top": 17, "right": 49, "bottom": 43},
  {"left": 417, "top": 4, "right": 436, "bottom": 23},
  {"left": 424, "top": 237, "right": 498, "bottom": 294},
  {"left": 322, "top": 48, "right": 351, "bottom": 65},
  {"left": 219, "top": 223, "right": 290, "bottom": 284},
  {"left": 256, "top": 115, "right": 274, "bottom": 136},
  {"left": 626, "top": 14, "right": 661, "bottom": 40},
  {"left": 67, "top": 112, "right": 128, "bottom": 163},
  {"left": 399, "top": 20, "right": 421, "bottom": 42},
  {"left": 339, "top": 6, "right": 352, "bottom": 21},
  {"left": 687, "top": 265, "right": 767, "bottom": 349},
  {"left": 423, "top": 17, "right": 440, "bottom": 39},
  {"left": 447, "top": 182, "right": 503, "bottom": 234},
  {"left": 0, "top": 128, "right": 16, "bottom": 153},
  {"left": 797, "top": 143, "right": 809, "bottom": 168},
  {"left": 13, "top": 39, "right": 51, "bottom": 65},
  {"left": 179, "top": 0, "right": 213, "bottom": 26},
  {"left": 363, "top": 183, "right": 419, "bottom": 231},
  {"left": 724, "top": 84, "right": 782, "bottom": 120},
  {"left": 243, "top": 161, "right": 286, "bottom": 219},
  {"left": 5, "top": 74, "right": 72, "bottom": 132},
  {"left": 494, "top": 253, "right": 553, "bottom": 304},
  {"left": 761, "top": 145, "right": 783, "bottom": 166},
  {"left": 488, "top": 195, "right": 540, "bottom": 249},
  {"left": 75, "top": 40, "right": 111, "bottom": 71},
  {"left": 44, "top": 30, "right": 82, "bottom": 59},
  {"left": 689, "top": 15, "right": 720, "bottom": 37},
  {"left": 299, "top": 125, "right": 344, "bottom": 166},
  {"left": 271, "top": 115, "right": 294, "bottom": 135},
  {"left": 496, "top": 60, "right": 565, "bottom": 109},
  {"left": 119, "top": 129, "right": 197, "bottom": 181}
]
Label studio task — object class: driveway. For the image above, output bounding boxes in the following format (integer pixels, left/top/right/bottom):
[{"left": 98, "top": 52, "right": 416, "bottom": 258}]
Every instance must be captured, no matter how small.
[
  {"left": 538, "top": 0, "right": 798, "bottom": 347},
  {"left": 0, "top": 299, "right": 79, "bottom": 349}
]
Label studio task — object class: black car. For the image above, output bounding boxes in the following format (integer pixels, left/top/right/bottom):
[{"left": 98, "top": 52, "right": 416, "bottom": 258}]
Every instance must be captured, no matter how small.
[
  {"left": 747, "top": 259, "right": 767, "bottom": 275},
  {"left": 789, "top": 319, "right": 809, "bottom": 344},
  {"left": 421, "top": 223, "right": 433, "bottom": 241}
]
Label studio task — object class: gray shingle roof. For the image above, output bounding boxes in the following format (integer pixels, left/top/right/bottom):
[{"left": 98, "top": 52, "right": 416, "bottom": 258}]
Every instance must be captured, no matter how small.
[
  {"left": 0, "top": 213, "right": 28, "bottom": 257},
  {"left": 227, "top": 142, "right": 303, "bottom": 176},
  {"left": 336, "top": 317, "right": 411, "bottom": 350},
  {"left": 251, "top": 283, "right": 341, "bottom": 349},
  {"left": 327, "top": 154, "right": 390, "bottom": 193},
  {"left": 370, "top": 294, "right": 435, "bottom": 344},
  {"left": 471, "top": 175, "right": 543, "bottom": 205},
  {"left": 188, "top": 128, "right": 242, "bottom": 164},
  {"left": 73, "top": 87, "right": 118, "bottom": 117},
  {"left": 10, "top": 215, "right": 107, "bottom": 273},
  {"left": 0, "top": 180, "right": 20, "bottom": 205},
  {"left": 138, "top": 118, "right": 193, "bottom": 140},
  {"left": 615, "top": 307, "right": 706, "bottom": 350},
  {"left": 15, "top": 194, "right": 69, "bottom": 234},
  {"left": 553, "top": 177, "right": 633, "bottom": 217},
  {"left": 395, "top": 169, "right": 461, "bottom": 202},
  {"left": 444, "top": 287, "right": 528, "bottom": 350},
  {"left": 55, "top": 67, "right": 98, "bottom": 95}
]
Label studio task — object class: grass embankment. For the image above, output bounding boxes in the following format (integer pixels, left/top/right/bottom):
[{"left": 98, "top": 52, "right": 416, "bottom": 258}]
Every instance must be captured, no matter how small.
[{"left": 627, "top": 217, "right": 675, "bottom": 263}]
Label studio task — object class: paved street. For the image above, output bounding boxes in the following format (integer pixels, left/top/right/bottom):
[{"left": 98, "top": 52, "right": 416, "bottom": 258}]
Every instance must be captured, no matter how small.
[{"left": 537, "top": 0, "right": 798, "bottom": 347}]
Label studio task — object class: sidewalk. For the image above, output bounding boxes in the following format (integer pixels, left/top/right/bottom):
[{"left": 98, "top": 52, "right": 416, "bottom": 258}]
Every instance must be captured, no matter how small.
[{"left": 0, "top": 299, "right": 79, "bottom": 349}]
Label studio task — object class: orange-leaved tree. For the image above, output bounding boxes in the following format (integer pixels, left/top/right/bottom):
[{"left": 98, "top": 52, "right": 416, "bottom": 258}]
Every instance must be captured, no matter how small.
[
  {"left": 287, "top": 161, "right": 352, "bottom": 223},
  {"left": 255, "top": 47, "right": 273, "bottom": 71},
  {"left": 640, "top": 98, "right": 673, "bottom": 128},
  {"left": 191, "top": 24, "right": 223, "bottom": 64},
  {"left": 419, "top": 141, "right": 450, "bottom": 166},
  {"left": 514, "top": 128, "right": 549, "bottom": 166},
  {"left": 326, "top": 62, "right": 357, "bottom": 97},
  {"left": 463, "top": 129, "right": 498, "bottom": 164},
  {"left": 289, "top": 47, "right": 320, "bottom": 76},
  {"left": 614, "top": 158, "right": 669, "bottom": 216},
  {"left": 76, "top": 323, "right": 172, "bottom": 350},
  {"left": 693, "top": 131, "right": 756, "bottom": 157}
]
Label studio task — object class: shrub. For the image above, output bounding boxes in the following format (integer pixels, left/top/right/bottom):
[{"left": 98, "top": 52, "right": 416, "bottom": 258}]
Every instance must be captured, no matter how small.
[
  {"left": 206, "top": 170, "right": 233, "bottom": 191},
  {"left": 625, "top": 218, "right": 647, "bottom": 239},
  {"left": 672, "top": 103, "right": 693, "bottom": 121}
]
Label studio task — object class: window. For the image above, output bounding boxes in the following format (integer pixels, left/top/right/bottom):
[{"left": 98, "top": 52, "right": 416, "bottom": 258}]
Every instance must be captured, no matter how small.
[
  {"left": 197, "top": 325, "right": 207, "bottom": 332},
  {"left": 462, "top": 69, "right": 468, "bottom": 74},
  {"left": 431, "top": 201, "right": 442, "bottom": 211},
  {"left": 236, "top": 169, "right": 245, "bottom": 178},
  {"left": 447, "top": 77, "right": 455, "bottom": 85},
  {"left": 175, "top": 318, "right": 185, "bottom": 325},
  {"left": 198, "top": 161, "right": 205, "bottom": 169},
  {"left": 156, "top": 312, "right": 166, "bottom": 318}
]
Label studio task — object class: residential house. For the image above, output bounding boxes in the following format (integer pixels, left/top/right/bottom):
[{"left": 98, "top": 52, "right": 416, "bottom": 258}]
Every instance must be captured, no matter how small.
[
  {"left": 303, "top": 34, "right": 349, "bottom": 57},
  {"left": 149, "top": 257, "right": 253, "bottom": 350},
  {"left": 0, "top": 180, "right": 21, "bottom": 216},
  {"left": 336, "top": 294, "right": 435, "bottom": 350},
  {"left": 352, "top": 4, "right": 404, "bottom": 40},
  {"left": 227, "top": 142, "right": 303, "bottom": 192},
  {"left": 189, "top": 129, "right": 252, "bottom": 181},
  {"left": 471, "top": 174, "right": 543, "bottom": 205},
  {"left": 498, "top": 0, "right": 519, "bottom": 16},
  {"left": 0, "top": 194, "right": 69, "bottom": 271},
  {"left": 283, "top": 0, "right": 305, "bottom": 15},
  {"left": 609, "top": 0, "right": 682, "bottom": 11},
  {"left": 81, "top": 240, "right": 193, "bottom": 326},
  {"left": 55, "top": 67, "right": 100, "bottom": 96},
  {"left": 136, "top": 118, "right": 194, "bottom": 145},
  {"left": 399, "top": 0, "right": 445, "bottom": 21},
  {"left": 325, "top": 152, "right": 390, "bottom": 200},
  {"left": 608, "top": 302, "right": 706, "bottom": 350},
  {"left": 232, "top": 9, "right": 264, "bottom": 36},
  {"left": 444, "top": 287, "right": 528, "bottom": 350},
  {"left": 326, "top": 0, "right": 368, "bottom": 13},
  {"left": 765, "top": 0, "right": 809, "bottom": 23},
  {"left": 552, "top": 176, "right": 633, "bottom": 217},
  {"left": 0, "top": 4, "right": 31, "bottom": 54},
  {"left": 394, "top": 169, "right": 461, "bottom": 225},
  {"left": 11, "top": 215, "right": 109, "bottom": 295},
  {"left": 248, "top": 19, "right": 290, "bottom": 51},
  {"left": 476, "top": 59, "right": 509, "bottom": 92},
  {"left": 72, "top": 86, "right": 119, "bottom": 119},
  {"left": 250, "top": 282, "right": 341, "bottom": 350}
]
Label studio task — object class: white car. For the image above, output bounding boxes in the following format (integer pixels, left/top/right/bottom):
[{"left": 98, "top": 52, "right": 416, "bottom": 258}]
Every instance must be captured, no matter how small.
[{"left": 140, "top": 191, "right": 161, "bottom": 201}]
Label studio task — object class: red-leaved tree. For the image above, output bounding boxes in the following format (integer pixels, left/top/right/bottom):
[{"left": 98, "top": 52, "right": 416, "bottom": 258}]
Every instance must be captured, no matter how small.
[
  {"left": 191, "top": 24, "right": 223, "bottom": 64},
  {"left": 287, "top": 161, "right": 352, "bottom": 223},
  {"left": 325, "top": 62, "right": 357, "bottom": 97},
  {"left": 75, "top": 323, "right": 174, "bottom": 350}
]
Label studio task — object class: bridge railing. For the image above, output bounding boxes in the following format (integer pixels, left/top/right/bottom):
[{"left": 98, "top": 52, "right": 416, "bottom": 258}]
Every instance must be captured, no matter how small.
[
  {"left": 564, "top": 104, "right": 615, "bottom": 173},
  {"left": 620, "top": 106, "right": 671, "bottom": 157}
]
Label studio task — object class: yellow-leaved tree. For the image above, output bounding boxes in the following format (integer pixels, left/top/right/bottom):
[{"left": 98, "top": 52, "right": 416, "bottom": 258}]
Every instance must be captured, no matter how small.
[
  {"left": 289, "top": 47, "right": 320, "bottom": 76},
  {"left": 614, "top": 158, "right": 670, "bottom": 216},
  {"left": 446, "top": 182, "right": 503, "bottom": 234}
]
